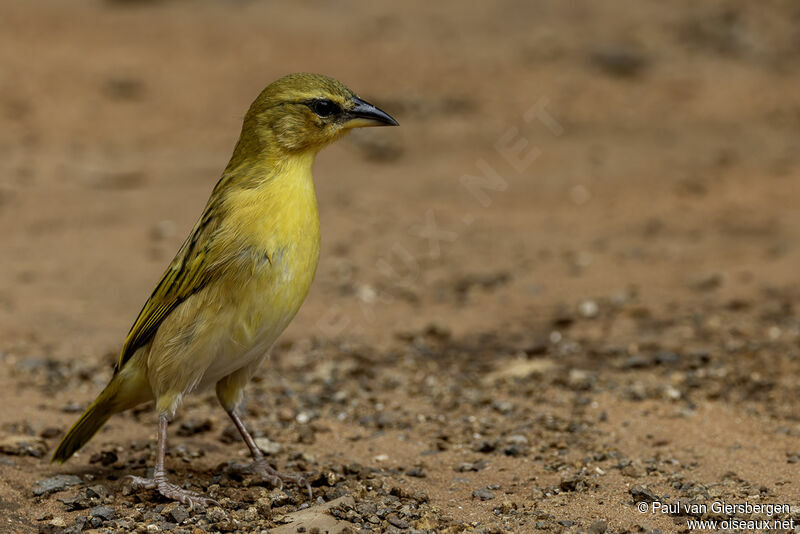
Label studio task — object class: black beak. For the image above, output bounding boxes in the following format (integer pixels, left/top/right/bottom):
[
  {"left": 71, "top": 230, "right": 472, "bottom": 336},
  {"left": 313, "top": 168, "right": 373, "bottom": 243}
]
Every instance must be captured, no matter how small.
[{"left": 345, "top": 96, "right": 399, "bottom": 127}]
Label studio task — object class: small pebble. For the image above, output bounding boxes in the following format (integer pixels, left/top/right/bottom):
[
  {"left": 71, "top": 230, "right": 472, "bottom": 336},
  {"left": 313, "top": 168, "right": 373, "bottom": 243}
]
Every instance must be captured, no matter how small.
[
  {"left": 405, "top": 466, "right": 425, "bottom": 478},
  {"left": 578, "top": 299, "right": 599, "bottom": 318},
  {"left": 254, "top": 437, "right": 281, "bottom": 455},
  {"left": 630, "top": 485, "right": 660, "bottom": 503},
  {"left": 0, "top": 435, "right": 48, "bottom": 457},
  {"left": 89, "top": 505, "right": 116, "bottom": 522},
  {"left": 33, "top": 475, "right": 83, "bottom": 496},
  {"left": 472, "top": 488, "right": 494, "bottom": 501},
  {"left": 161, "top": 503, "right": 189, "bottom": 524},
  {"left": 206, "top": 506, "right": 227, "bottom": 523}
]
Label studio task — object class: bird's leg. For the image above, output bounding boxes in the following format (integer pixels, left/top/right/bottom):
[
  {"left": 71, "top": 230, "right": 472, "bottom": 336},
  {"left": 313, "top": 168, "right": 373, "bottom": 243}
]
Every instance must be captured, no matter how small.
[
  {"left": 127, "top": 415, "right": 219, "bottom": 510},
  {"left": 225, "top": 408, "right": 312, "bottom": 498}
]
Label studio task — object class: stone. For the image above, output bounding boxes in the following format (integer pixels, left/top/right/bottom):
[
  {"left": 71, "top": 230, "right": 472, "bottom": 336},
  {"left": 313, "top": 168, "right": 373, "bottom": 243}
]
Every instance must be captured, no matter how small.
[
  {"left": 472, "top": 488, "right": 494, "bottom": 501},
  {"left": 254, "top": 437, "right": 281, "bottom": 455},
  {"left": 89, "top": 505, "right": 117, "bottom": 522},
  {"left": 33, "top": 475, "right": 83, "bottom": 496},
  {"left": 161, "top": 502, "right": 189, "bottom": 524},
  {"left": 0, "top": 435, "right": 48, "bottom": 457}
]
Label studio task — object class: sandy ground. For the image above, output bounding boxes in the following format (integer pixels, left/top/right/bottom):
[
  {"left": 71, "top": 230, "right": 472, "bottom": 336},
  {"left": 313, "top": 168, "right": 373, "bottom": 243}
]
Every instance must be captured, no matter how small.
[{"left": 2, "top": 1, "right": 800, "bottom": 532}]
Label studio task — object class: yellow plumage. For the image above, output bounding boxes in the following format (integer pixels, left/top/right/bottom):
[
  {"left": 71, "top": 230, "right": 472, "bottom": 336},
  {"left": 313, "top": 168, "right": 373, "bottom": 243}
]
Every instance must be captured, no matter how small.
[
  {"left": 52, "top": 73, "right": 397, "bottom": 508},
  {"left": 152, "top": 153, "right": 321, "bottom": 414}
]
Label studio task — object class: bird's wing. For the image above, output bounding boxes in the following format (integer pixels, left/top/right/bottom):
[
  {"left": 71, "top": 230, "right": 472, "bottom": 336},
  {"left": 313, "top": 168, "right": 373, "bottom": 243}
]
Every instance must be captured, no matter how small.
[{"left": 116, "top": 206, "right": 225, "bottom": 373}]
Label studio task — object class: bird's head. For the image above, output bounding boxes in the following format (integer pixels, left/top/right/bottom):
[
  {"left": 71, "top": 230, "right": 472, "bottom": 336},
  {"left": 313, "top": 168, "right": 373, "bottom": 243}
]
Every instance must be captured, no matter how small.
[{"left": 241, "top": 73, "right": 398, "bottom": 155}]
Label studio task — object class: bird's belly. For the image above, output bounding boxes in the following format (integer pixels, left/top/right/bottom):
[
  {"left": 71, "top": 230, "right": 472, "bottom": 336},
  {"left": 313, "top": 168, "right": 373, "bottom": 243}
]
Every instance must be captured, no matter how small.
[
  {"left": 194, "top": 323, "right": 280, "bottom": 392},
  {"left": 195, "top": 246, "right": 318, "bottom": 390}
]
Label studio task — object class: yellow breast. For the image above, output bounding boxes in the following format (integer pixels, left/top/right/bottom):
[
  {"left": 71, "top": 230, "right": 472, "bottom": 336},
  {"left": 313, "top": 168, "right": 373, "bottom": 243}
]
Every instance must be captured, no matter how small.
[{"left": 218, "top": 152, "right": 321, "bottom": 348}]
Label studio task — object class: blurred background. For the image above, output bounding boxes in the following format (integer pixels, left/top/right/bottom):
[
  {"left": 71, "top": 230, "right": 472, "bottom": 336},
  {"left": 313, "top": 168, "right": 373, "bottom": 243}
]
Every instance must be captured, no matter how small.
[{"left": 2, "top": 1, "right": 800, "bottom": 532}]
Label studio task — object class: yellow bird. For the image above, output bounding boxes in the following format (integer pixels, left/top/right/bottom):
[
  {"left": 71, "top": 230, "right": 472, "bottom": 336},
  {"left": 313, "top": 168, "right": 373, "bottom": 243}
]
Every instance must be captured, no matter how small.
[{"left": 52, "top": 73, "right": 398, "bottom": 508}]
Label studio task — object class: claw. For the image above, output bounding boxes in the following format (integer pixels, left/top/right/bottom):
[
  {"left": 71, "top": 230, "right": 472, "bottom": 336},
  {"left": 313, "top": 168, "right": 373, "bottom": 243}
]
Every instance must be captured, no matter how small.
[
  {"left": 246, "top": 460, "right": 312, "bottom": 499},
  {"left": 224, "top": 410, "right": 313, "bottom": 500},
  {"left": 125, "top": 474, "right": 157, "bottom": 491},
  {"left": 124, "top": 476, "right": 219, "bottom": 509}
]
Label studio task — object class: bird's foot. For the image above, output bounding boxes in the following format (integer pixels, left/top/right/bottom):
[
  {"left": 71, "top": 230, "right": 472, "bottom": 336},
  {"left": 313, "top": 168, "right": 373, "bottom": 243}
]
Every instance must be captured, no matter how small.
[
  {"left": 126, "top": 475, "right": 220, "bottom": 510},
  {"left": 240, "top": 460, "right": 312, "bottom": 498}
]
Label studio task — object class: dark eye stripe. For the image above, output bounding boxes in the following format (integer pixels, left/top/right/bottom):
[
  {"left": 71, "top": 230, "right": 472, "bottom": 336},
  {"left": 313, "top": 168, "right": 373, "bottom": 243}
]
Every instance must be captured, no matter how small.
[{"left": 307, "top": 99, "right": 340, "bottom": 118}]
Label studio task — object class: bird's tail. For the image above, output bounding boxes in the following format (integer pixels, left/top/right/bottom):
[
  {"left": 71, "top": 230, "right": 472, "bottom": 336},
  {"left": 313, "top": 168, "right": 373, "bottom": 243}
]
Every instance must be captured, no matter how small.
[
  {"left": 52, "top": 363, "right": 151, "bottom": 463},
  {"left": 51, "top": 377, "right": 120, "bottom": 463}
]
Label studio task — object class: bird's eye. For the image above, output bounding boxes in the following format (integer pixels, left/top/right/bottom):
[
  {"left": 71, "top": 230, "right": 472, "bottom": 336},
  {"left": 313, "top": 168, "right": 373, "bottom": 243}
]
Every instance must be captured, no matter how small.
[{"left": 309, "top": 99, "right": 339, "bottom": 118}]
